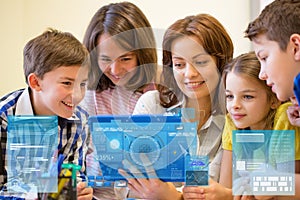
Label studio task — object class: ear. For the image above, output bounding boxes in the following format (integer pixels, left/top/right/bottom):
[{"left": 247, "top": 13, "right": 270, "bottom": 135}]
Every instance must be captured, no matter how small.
[
  {"left": 28, "top": 73, "right": 42, "bottom": 91},
  {"left": 270, "top": 98, "right": 281, "bottom": 109},
  {"left": 290, "top": 34, "right": 300, "bottom": 61}
]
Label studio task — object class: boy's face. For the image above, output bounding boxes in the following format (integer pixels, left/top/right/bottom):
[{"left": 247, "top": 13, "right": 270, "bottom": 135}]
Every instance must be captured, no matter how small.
[
  {"left": 253, "top": 34, "right": 300, "bottom": 101},
  {"left": 31, "top": 65, "right": 88, "bottom": 118}
]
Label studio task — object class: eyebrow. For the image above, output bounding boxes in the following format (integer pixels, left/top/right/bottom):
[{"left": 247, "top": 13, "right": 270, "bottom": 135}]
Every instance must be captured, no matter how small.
[
  {"left": 99, "top": 55, "right": 110, "bottom": 59},
  {"left": 60, "top": 77, "right": 88, "bottom": 83},
  {"left": 192, "top": 53, "right": 208, "bottom": 60},
  {"left": 61, "top": 77, "right": 75, "bottom": 80},
  {"left": 120, "top": 52, "right": 134, "bottom": 57},
  {"left": 172, "top": 53, "right": 208, "bottom": 60},
  {"left": 99, "top": 52, "right": 134, "bottom": 59},
  {"left": 172, "top": 55, "right": 184, "bottom": 60},
  {"left": 225, "top": 89, "right": 257, "bottom": 93}
]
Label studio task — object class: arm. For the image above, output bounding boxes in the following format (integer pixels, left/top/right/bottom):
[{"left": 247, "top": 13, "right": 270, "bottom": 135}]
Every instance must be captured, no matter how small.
[
  {"left": 75, "top": 134, "right": 93, "bottom": 200},
  {"left": 218, "top": 116, "right": 253, "bottom": 199},
  {"left": 70, "top": 116, "right": 93, "bottom": 199},
  {"left": 0, "top": 116, "right": 7, "bottom": 187},
  {"left": 219, "top": 150, "right": 233, "bottom": 188},
  {"left": 294, "top": 172, "right": 300, "bottom": 199},
  {"left": 220, "top": 114, "right": 235, "bottom": 188}
]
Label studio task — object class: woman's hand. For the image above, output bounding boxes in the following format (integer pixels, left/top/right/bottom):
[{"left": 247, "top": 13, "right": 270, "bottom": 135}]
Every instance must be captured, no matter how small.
[
  {"left": 183, "top": 179, "right": 232, "bottom": 200},
  {"left": 118, "top": 153, "right": 182, "bottom": 200}
]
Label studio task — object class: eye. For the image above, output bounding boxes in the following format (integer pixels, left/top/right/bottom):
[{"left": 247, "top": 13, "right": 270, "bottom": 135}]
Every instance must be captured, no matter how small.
[
  {"left": 174, "top": 63, "right": 182, "bottom": 67},
  {"left": 99, "top": 57, "right": 111, "bottom": 63},
  {"left": 120, "top": 57, "right": 132, "bottom": 62},
  {"left": 62, "top": 81, "right": 72, "bottom": 86},
  {"left": 260, "top": 57, "right": 267, "bottom": 61},
  {"left": 80, "top": 82, "right": 87, "bottom": 87},
  {"left": 243, "top": 95, "right": 254, "bottom": 100},
  {"left": 194, "top": 60, "right": 208, "bottom": 66},
  {"left": 173, "top": 61, "right": 186, "bottom": 69},
  {"left": 225, "top": 94, "right": 234, "bottom": 100},
  {"left": 257, "top": 54, "right": 267, "bottom": 62}
]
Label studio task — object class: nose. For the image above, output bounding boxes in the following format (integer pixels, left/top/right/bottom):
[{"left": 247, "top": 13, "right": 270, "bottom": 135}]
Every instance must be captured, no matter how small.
[
  {"left": 231, "top": 97, "right": 241, "bottom": 110},
  {"left": 109, "top": 61, "right": 122, "bottom": 76},
  {"left": 259, "top": 66, "right": 267, "bottom": 80},
  {"left": 184, "top": 63, "right": 199, "bottom": 78}
]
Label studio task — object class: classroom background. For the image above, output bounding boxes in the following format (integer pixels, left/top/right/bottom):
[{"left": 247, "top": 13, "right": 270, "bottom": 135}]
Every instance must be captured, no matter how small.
[{"left": 0, "top": 0, "right": 273, "bottom": 96}]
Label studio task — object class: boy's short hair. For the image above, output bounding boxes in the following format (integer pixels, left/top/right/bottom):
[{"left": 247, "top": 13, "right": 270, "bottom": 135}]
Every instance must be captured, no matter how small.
[
  {"left": 23, "top": 28, "right": 90, "bottom": 84},
  {"left": 245, "top": 0, "right": 300, "bottom": 51}
]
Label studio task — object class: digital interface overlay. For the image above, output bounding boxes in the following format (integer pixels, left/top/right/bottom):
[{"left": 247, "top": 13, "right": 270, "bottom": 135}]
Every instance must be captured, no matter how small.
[
  {"left": 185, "top": 155, "right": 209, "bottom": 186},
  {"left": 6, "top": 116, "right": 58, "bottom": 193},
  {"left": 232, "top": 130, "right": 295, "bottom": 195},
  {"left": 87, "top": 114, "right": 199, "bottom": 185}
]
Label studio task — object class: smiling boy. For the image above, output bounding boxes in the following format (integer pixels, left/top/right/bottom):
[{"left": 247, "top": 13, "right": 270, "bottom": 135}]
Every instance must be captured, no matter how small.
[{"left": 0, "top": 28, "right": 93, "bottom": 199}]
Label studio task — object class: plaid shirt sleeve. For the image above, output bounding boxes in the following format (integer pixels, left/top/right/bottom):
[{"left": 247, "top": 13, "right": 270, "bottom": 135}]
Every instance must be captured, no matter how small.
[
  {"left": 58, "top": 107, "right": 90, "bottom": 181},
  {"left": 0, "top": 115, "right": 8, "bottom": 188}
]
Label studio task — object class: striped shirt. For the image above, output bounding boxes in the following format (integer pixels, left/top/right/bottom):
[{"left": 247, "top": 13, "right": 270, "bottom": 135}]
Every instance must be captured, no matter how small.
[
  {"left": 80, "top": 87, "right": 143, "bottom": 116},
  {"left": 0, "top": 88, "right": 90, "bottom": 188},
  {"left": 80, "top": 86, "right": 150, "bottom": 199}
]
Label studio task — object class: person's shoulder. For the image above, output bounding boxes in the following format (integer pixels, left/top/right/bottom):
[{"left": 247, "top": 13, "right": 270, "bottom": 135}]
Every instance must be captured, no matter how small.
[
  {"left": 0, "top": 89, "right": 25, "bottom": 114},
  {"left": 274, "top": 101, "right": 296, "bottom": 129},
  {"left": 277, "top": 101, "right": 292, "bottom": 112},
  {"left": 223, "top": 113, "right": 237, "bottom": 132},
  {"left": 133, "top": 90, "right": 163, "bottom": 114},
  {"left": 84, "top": 89, "right": 95, "bottom": 97},
  {"left": 137, "top": 90, "right": 160, "bottom": 104},
  {"left": 274, "top": 101, "right": 292, "bottom": 121},
  {"left": 74, "top": 105, "right": 89, "bottom": 122},
  {"left": 211, "top": 113, "right": 225, "bottom": 130},
  {"left": 140, "top": 90, "right": 159, "bottom": 98}
]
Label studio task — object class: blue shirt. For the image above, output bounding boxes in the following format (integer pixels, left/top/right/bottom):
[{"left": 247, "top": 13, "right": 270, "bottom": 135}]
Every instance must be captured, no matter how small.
[{"left": 0, "top": 88, "right": 90, "bottom": 187}]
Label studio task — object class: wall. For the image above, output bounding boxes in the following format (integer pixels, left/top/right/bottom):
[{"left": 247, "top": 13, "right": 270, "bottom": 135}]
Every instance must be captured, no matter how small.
[{"left": 0, "top": 0, "right": 257, "bottom": 96}]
